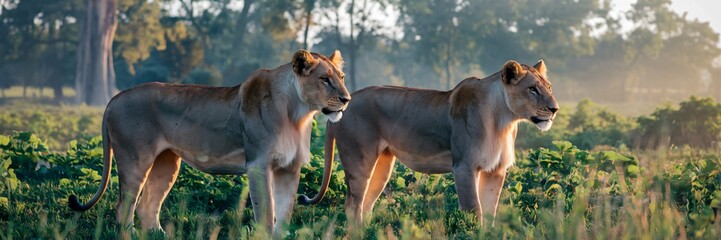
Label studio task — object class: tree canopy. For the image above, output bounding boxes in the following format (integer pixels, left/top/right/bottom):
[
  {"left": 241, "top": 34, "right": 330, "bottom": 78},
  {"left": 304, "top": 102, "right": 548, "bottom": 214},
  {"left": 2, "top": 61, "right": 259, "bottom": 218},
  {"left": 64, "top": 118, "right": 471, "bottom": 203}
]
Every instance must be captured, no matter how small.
[{"left": 0, "top": 0, "right": 719, "bottom": 104}]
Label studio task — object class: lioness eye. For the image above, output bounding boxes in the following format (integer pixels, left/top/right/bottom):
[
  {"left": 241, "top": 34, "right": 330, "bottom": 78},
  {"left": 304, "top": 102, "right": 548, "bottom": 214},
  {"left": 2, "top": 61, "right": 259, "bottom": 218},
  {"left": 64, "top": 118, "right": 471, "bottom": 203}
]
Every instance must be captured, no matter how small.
[
  {"left": 529, "top": 87, "right": 539, "bottom": 95},
  {"left": 321, "top": 77, "right": 330, "bottom": 84}
]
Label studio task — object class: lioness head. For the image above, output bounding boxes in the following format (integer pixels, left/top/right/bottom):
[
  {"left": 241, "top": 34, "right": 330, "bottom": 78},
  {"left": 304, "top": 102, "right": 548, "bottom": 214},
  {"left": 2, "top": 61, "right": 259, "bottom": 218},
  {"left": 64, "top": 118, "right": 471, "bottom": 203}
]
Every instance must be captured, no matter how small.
[
  {"left": 291, "top": 49, "right": 351, "bottom": 122},
  {"left": 501, "top": 60, "right": 559, "bottom": 131}
]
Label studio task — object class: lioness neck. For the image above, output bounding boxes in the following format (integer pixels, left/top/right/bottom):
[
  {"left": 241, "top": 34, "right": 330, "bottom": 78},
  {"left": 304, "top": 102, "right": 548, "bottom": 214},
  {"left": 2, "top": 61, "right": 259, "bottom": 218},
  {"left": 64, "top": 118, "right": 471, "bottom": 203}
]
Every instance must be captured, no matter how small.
[
  {"left": 276, "top": 65, "right": 317, "bottom": 129},
  {"left": 488, "top": 78, "right": 520, "bottom": 132},
  {"left": 477, "top": 77, "right": 520, "bottom": 171},
  {"left": 454, "top": 76, "right": 519, "bottom": 133}
]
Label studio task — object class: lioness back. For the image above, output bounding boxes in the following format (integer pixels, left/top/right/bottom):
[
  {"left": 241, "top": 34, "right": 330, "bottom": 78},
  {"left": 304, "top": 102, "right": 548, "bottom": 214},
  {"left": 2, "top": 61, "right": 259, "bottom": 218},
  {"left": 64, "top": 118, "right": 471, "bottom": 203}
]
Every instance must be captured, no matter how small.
[
  {"left": 105, "top": 82, "right": 248, "bottom": 174},
  {"left": 331, "top": 85, "right": 456, "bottom": 173}
]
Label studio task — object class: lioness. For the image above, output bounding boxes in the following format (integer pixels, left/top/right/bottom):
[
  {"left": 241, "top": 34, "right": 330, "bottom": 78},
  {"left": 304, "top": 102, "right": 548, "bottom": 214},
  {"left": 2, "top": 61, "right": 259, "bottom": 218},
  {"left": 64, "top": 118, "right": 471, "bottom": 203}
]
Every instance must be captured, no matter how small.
[
  {"left": 68, "top": 50, "right": 350, "bottom": 234},
  {"left": 300, "top": 60, "right": 558, "bottom": 225}
]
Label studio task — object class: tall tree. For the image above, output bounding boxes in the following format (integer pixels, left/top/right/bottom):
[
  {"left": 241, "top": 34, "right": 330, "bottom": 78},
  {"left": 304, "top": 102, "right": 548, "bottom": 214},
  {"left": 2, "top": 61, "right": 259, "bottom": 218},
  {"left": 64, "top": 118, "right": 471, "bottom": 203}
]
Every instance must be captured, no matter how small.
[
  {"left": 75, "top": 0, "right": 118, "bottom": 105},
  {"left": 0, "top": 0, "right": 81, "bottom": 101},
  {"left": 395, "top": 0, "right": 472, "bottom": 89},
  {"left": 301, "top": 0, "right": 316, "bottom": 49}
]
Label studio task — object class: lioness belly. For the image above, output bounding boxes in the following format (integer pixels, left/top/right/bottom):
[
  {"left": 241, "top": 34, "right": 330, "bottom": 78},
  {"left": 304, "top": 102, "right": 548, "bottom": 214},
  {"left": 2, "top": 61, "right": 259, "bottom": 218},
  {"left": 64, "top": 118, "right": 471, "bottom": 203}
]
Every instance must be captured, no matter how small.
[
  {"left": 389, "top": 147, "right": 452, "bottom": 174},
  {"left": 175, "top": 148, "right": 247, "bottom": 174}
]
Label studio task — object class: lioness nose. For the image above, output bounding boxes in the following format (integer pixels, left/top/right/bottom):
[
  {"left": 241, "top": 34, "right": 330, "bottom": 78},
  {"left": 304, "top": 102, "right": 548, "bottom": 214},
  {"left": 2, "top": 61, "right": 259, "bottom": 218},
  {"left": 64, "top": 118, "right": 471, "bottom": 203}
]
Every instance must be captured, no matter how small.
[
  {"left": 340, "top": 96, "right": 350, "bottom": 104},
  {"left": 548, "top": 106, "right": 559, "bottom": 114}
]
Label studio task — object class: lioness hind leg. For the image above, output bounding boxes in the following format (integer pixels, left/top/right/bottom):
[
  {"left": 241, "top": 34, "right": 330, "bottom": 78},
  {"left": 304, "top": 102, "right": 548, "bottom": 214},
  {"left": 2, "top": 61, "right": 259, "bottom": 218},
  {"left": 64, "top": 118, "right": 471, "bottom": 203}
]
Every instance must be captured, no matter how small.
[
  {"left": 114, "top": 149, "right": 155, "bottom": 236},
  {"left": 343, "top": 152, "right": 380, "bottom": 226},
  {"left": 137, "top": 150, "right": 181, "bottom": 231},
  {"left": 361, "top": 150, "right": 395, "bottom": 215},
  {"left": 477, "top": 168, "right": 506, "bottom": 226}
]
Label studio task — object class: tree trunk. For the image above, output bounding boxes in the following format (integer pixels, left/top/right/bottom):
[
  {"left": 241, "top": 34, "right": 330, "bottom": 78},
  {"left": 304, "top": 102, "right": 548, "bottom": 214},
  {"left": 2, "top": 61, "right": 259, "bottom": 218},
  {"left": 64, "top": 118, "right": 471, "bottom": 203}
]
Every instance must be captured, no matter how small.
[
  {"left": 302, "top": 1, "right": 314, "bottom": 50},
  {"left": 235, "top": 0, "right": 254, "bottom": 51},
  {"left": 53, "top": 85, "right": 63, "bottom": 101},
  {"left": 445, "top": 37, "right": 453, "bottom": 90},
  {"left": 348, "top": 0, "right": 356, "bottom": 91},
  {"left": 75, "top": 0, "right": 118, "bottom": 106}
]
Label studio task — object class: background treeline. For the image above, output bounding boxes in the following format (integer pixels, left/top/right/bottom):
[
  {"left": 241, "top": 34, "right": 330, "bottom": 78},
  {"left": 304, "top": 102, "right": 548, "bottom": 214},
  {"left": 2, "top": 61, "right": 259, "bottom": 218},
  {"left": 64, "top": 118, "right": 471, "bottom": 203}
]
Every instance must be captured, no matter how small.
[
  {"left": 518, "top": 96, "right": 721, "bottom": 150},
  {"left": 3, "top": 96, "right": 721, "bottom": 151},
  {"left": 1, "top": 0, "right": 720, "bottom": 105}
]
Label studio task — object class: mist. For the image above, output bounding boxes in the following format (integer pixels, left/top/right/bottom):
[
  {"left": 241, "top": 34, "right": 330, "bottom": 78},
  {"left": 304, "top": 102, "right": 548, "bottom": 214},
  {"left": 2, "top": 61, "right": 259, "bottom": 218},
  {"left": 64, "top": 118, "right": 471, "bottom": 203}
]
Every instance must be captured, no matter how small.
[{"left": 0, "top": 0, "right": 719, "bottom": 115}]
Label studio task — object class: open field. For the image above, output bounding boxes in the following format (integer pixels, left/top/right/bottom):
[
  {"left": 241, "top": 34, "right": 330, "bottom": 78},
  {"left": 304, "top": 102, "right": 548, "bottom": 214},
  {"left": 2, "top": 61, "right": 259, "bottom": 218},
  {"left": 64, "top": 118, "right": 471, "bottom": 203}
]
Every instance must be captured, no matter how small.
[
  {"left": 1, "top": 100, "right": 721, "bottom": 239},
  {"left": 0, "top": 86, "right": 76, "bottom": 98}
]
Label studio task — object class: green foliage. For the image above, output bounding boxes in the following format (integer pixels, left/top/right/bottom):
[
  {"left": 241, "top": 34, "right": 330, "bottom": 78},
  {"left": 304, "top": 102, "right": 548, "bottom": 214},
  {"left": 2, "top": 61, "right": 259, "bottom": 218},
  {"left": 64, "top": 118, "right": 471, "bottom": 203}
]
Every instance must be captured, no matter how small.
[
  {"left": 566, "top": 99, "right": 635, "bottom": 149},
  {"left": 0, "top": 103, "right": 102, "bottom": 150},
  {"left": 1, "top": 130, "right": 721, "bottom": 238},
  {"left": 519, "top": 97, "right": 721, "bottom": 150},
  {"left": 2, "top": 100, "right": 721, "bottom": 238},
  {"left": 507, "top": 140, "right": 639, "bottom": 223},
  {"left": 517, "top": 99, "right": 635, "bottom": 150},
  {"left": 636, "top": 96, "right": 721, "bottom": 149}
]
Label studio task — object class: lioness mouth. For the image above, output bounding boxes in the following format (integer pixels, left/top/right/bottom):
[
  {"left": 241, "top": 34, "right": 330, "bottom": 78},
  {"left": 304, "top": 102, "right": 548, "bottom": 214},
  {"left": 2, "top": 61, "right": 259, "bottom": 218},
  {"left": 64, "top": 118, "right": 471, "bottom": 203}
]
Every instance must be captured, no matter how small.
[
  {"left": 322, "top": 108, "right": 344, "bottom": 123},
  {"left": 530, "top": 116, "right": 553, "bottom": 132},
  {"left": 530, "top": 116, "right": 550, "bottom": 124},
  {"left": 322, "top": 108, "right": 340, "bottom": 115}
]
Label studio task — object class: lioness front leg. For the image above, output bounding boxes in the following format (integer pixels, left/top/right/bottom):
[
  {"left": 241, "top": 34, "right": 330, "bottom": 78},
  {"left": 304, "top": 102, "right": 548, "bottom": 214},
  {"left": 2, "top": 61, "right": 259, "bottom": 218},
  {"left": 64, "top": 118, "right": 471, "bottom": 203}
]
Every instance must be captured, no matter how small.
[
  {"left": 247, "top": 160, "right": 275, "bottom": 233},
  {"left": 137, "top": 150, "right": 181, "bottom": 232},
  {"left": 271, "top": 162, "right": 301, "bottom": 234},
  {"left": 451, "top": 164, "right": 482, "bottom": 222},
  {"left": 477, "top": 168, "right": 506, "bottom": 226}
]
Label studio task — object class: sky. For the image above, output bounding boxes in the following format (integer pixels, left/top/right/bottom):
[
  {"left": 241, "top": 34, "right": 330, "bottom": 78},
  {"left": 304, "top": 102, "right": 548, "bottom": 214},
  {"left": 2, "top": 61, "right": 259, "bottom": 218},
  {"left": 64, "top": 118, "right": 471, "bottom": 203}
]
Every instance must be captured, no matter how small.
[
  {"left": 312, "top": 0, "right": 721, "bottom": 44},
  {"left": 614, "top": 0, "right": 721, "bottom": 34}
]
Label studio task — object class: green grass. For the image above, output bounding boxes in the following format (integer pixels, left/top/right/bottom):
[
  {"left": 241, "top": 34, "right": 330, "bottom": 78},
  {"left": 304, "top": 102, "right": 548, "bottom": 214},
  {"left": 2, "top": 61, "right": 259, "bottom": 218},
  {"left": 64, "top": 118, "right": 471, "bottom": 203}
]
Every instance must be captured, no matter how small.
[
  {"left": 0, "top": 86, "right": 76, "bottom": 99},
  {"left": 0, "top": 102, "right": 102, "bottom": 151},
  {"left": 1, "top": 132, "right": 720, "bottom": 239},
  {"left": 1, "top": 102, "right": 721, "bottom": 239}
]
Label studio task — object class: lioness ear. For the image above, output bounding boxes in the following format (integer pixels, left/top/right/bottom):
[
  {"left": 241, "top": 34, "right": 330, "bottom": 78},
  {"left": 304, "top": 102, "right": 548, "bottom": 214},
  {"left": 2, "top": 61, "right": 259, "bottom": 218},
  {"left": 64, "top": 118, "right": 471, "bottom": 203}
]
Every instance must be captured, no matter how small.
[
  {"left": 292, "top": 49, "right": 319, "bottom": 76},
  {"left": 502, "top": 60, "right": 525, "bottom": 85},
  {"left": 329, "top": 50, "right": 344, "bottom": 69},
  {"left": 533, "top": 59, "right": 547, "bottom": 78}
]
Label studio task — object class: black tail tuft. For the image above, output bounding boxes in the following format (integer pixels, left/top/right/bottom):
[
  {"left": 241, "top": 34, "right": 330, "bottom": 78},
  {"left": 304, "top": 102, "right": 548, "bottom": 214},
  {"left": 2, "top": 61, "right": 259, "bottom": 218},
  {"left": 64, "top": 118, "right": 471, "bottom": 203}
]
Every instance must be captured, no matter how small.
[
  {"left": 297, "top": 194, "right": 314, "bottom": 205},
  {"left": 68, "top": 195, "right": 86, "bottom": 211}
]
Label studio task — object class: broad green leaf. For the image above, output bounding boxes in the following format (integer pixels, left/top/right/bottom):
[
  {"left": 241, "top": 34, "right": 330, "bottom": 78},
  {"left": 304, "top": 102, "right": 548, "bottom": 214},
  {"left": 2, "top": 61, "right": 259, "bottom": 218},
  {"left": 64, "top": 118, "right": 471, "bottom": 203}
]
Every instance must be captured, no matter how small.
[
  {"left": 0, "top": 135, "right": 10, "bottom": 146},
  {"left": 17, "top": 132, "right": 32, "bottom": 141},
  {"left": 601, "top": 151, "right": 631, "bottom": 163},
  {"left": 88, "top": 147, "right": 103, "bottom": 157},
  {"left": 396, "top": 177, "right": 406, "bottom": 188},
  {"left": 5, "top": 178, "right": 18, "bottom": 191},
  {"left": 552, "top": 140, "right": 573, "bottom": 152},
  {"left": 626, "top": 165, "right": 640, "bottom": 177},
  {"left": 711, "top": 198, "right": 721, "bottom": 208},
  {"left": 59, "top": 178, "right": 72, "bottom": 186}
]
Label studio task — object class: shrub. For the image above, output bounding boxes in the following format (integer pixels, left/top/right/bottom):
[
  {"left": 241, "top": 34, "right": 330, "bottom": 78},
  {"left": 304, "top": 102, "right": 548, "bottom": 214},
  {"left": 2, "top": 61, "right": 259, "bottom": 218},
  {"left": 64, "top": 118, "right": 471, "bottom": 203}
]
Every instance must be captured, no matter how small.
[
  {"left": 517, "top": 99, "right": 634, "bottom": 150},
  {"left": 635, "top": 96, "right": 721, "bottom": 149}
]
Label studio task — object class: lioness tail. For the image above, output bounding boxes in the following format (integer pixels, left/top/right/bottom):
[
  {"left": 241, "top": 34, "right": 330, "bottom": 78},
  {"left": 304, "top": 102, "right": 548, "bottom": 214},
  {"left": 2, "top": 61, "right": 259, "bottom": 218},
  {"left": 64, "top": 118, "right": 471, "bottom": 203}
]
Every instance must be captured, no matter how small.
[
  {"left": 69, "top": 119, "right": 113, "bottom": 211},
  {"left": 298, "top": 121, "right": 336, "bottom": 205}
]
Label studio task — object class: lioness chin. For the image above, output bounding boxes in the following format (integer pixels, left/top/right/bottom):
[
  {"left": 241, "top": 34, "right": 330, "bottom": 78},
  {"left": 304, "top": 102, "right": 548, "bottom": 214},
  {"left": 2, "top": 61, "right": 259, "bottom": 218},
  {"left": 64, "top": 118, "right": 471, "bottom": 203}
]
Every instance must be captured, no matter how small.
[
  {"left": 68, "top": 49, "right": 350, "bottom": 237},
  {"left": 300, "top": 60, "right": 558, "bottom": 227}
]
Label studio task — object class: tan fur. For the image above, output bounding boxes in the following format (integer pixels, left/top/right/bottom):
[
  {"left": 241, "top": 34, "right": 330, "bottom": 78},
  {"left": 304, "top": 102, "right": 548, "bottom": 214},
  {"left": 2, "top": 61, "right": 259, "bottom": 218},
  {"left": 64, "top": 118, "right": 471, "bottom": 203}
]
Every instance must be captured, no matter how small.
[
  {"left": 68, "top": 50, "right": 350, "bottom": 237},
  {"left": 301, "top": 60, "right": 558, "bottom": 227}
]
